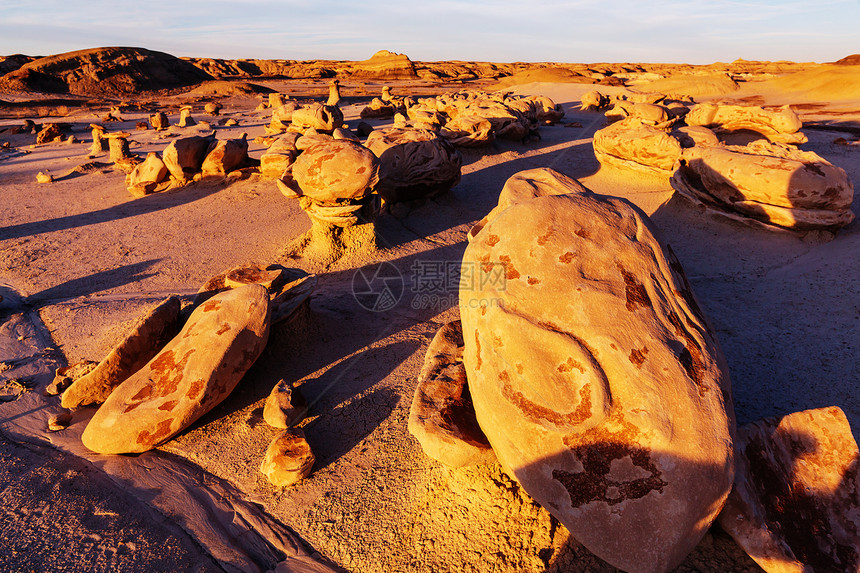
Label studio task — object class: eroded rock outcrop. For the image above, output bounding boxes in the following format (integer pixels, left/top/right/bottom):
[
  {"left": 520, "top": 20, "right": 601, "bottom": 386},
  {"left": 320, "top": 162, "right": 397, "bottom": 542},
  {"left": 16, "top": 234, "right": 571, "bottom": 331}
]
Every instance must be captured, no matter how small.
[
  {"left": 364, "top": 127, "right": 462, "bottom": 203},
  {"left": 201, "top": 133, "right": 248, "bottom": 176},
  {"left": 685, "top": 102, "right": 807, "bottom": 145},
  {"left": 461, "top": 168, "right": 736, "bottom": 573},
  {"left": 81, "top": 284, "right": 270, "bottom": 454},
  {"left": 718, "top": 406, "right": 860, "bottom": 573},
  {"left": 126, "top": 151, "right": 170, "bottom": 197},
  {"left": 593, "top": 117, "right": 682, "bottom": 174},
  {"left": 409, "top": 320, "right": 495, "bottom": 468},
  {"left": 163, "top": 133, "right": 216, "bottom": 183},
  {"left": 671, "top": 139, "right": 855, "bottom": 230}
]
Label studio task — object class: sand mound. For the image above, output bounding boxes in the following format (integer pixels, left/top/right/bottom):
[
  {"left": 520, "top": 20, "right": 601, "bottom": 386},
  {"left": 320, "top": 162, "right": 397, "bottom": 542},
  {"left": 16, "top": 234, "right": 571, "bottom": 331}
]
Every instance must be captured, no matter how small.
[
  {"left": 629, "top": 73, "right": 739, "bottom": 98},
  {"left": 187, "top": 80, "right": 275, "bottom": 96},
  {"left": 351, "top": 50, "right": 418, "bottom": 80},
  {"left": 0, "top": 47, "right": 213, "bottom": 95},
  {"left": 492, "top": 67, "right": 597, "bottom": 89},
  {"left": 834, "top": 54, "right": 860, "bottom": 65},
  {"left": 764, "top": 65, "right": 860, "bottom": 101}
]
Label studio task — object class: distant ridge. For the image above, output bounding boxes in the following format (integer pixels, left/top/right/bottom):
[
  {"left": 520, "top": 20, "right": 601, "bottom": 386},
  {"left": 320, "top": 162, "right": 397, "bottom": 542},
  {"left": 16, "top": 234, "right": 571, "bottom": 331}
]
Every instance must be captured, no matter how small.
[{"left": 0, "top": 47, "right": 212, "bottom": 95}]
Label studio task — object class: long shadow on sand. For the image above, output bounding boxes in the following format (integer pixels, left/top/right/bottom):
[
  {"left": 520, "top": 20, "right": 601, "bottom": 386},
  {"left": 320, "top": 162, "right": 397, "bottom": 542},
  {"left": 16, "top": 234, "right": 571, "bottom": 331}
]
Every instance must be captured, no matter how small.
[
  {"left": 0, "top": 183, "right": 224, "bottom": 241},
  {"left": 24, "top": 259, "right": 161, "bottom": 305}
]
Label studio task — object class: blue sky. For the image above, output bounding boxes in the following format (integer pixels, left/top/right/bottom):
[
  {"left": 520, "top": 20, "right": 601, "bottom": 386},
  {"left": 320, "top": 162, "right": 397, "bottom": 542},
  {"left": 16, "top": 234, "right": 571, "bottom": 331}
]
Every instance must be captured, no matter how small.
[{"left": 1, "top": 0, "right": 857, "bottom": 64}]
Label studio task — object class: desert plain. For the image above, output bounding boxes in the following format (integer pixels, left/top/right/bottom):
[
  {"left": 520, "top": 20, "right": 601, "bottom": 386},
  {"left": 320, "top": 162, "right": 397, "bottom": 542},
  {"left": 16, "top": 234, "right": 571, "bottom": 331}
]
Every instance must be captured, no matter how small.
[{"left": 0, "top": 48, "right": 859, "bottom": 572}]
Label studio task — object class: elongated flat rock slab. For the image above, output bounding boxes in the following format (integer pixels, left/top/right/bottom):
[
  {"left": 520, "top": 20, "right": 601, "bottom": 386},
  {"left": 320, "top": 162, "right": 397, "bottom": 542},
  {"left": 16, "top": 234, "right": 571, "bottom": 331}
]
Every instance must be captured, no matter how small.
[{"left": 82, "top": 284, "right": 270, "bottom": 454}]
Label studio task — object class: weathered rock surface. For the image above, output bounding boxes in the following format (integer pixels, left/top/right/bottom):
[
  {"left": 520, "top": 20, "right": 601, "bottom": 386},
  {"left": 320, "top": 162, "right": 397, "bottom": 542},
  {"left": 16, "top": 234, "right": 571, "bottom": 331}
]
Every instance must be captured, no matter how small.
[
  {"left": 194, "top": 264, "right": 315, "bottom": 326},
  {"left": 62, "top": 297, "right": 181, "bottom": 409},
  {"left": 201, "top": 133, "right": 248, "bottom": 176},
  {"left": 47, "top": 361, "right": 97, "bottom": 396},
  {"left": 290, "top": 103, "right": 343, "bottom": 134},
  {"left": 163, "top": 133, "right": 216, "bottom": 182},
  {"left": 685, "top": 103, "right": 807, "bottom": 145},
  {"left": 409, "top": 320, "right": 494, "bottom": 468},
  {"left": 263, "top": 379, "right": 308, "bottom": 429},
  {"left": 286, "top": 139, "right": 379, "bottom": 204},
  {"left": 593, "top": 117, "right": 682, "bottom": 173},
  {"left": 149, "top": 111, "right": 169, "bottom": 130},
  {"left": 718, "top": 406, "right": 860, "bottom": 573},
  {"left": 126, "top": 151, "right": 170, "bottom": 197},
  {"left": 81, "top": 284, "right": 270, "bottom": 454},
  {"left": 671, "top": 140, "right": 855, "bottom": 230},
  {"left": 364, "top": 127, "right": 462, "bottom": 203},
  {"left": 36, "top": 123, "right": 62, "bottom": 144},
  {"left": 260, "top": 428, "right": 315, "bottom": 487},
  {"left": 439, "top": 115, "right": 495, "bottom": 147},
  {"left": 461, "top": 168, "right": 736, "bottom": 573}
]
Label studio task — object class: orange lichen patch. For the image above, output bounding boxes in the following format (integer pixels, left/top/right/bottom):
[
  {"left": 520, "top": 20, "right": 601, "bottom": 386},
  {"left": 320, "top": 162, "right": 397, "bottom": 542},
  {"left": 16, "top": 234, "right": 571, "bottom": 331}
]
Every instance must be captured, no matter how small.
[
  {"left": 498, "top": 255, "right": 520, "bottom": 280},
  {"left": 136, "top": 418, "right": 174, "bottom": 448},
  {"left": 186, "top": 378, "right": 205, "bottom": 401},
  {"left": 537, "top": 230, "right": 553, "bottom": 245},
  {"left": 558, "top": 357, "right": 586, "bottom": 374},
  {"left": 559, "top": 252, "right": 575, "bottom": 264},
  {"left": 486, "top": 234, "right": 501, "bottom": 247},
  {"left": 216, "top": 323, "right": 231, "bottom": 335},
  {"left": 555, "top": 409, "right": 667, "bottom": 508},
  {"left": 618, "top": 264, "right": 652, "bottom": 311},
  {"left": 158, "top": 400, "right": 179, "bottom": 412},
  {"left": 474, "top": 330, "right": 482, "bottom": 370},
  {"left": 500, "top": 370, "right": 593, "bottom": 428},
  {"left": 575, "top": 228, "right": 590, "bottom": 239},
  {"left": 629, "top": 347, "right": 649, "bottom": 369},
  {"left": 202, "top": 300, "right": 221, "bottom": 312},
  {"left": 527, "top": 277, "right": 540, "bottom": 285},
  {"left": 149, "top": 348, "right": 196, "bottom": 398}
]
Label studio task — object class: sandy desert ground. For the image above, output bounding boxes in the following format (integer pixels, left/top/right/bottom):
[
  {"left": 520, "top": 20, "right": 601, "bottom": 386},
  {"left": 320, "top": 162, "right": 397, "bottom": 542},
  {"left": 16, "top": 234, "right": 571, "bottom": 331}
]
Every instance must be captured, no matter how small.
[{"left": 1, "top": 54, "right": 859, "bottom": 572}]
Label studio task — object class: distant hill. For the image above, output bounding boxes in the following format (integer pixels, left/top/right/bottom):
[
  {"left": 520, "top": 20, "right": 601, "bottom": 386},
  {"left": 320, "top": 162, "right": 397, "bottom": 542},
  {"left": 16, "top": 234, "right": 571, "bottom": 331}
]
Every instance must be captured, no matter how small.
[
  {"left": 0, "top": 47, "right": 212, "bottom": 95},
  {"left": 834, "top": 54, "right": 860, "bottom": 65}
]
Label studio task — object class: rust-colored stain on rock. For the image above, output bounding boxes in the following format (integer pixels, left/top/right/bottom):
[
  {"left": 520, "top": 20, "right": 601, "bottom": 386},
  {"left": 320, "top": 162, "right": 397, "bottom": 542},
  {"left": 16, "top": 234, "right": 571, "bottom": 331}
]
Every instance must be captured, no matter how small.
[
  {"left": 555, "top": 410, "right": 667, "bottom": 508},
  {"left": 500, "top": 370, "right": 593, "bottom": 428}
]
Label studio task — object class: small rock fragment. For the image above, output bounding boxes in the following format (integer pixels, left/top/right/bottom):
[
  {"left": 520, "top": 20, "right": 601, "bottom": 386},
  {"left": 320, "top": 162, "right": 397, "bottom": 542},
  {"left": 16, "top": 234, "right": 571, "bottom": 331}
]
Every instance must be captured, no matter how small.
[
  {"left": 48, "top": 411, "right": 73, "bottom": 432},
  {"left": 263, "top": 379, "right": 308, "bottom": 428},
  {"left": 260, "top": 428, "right": 315, "bottom": 487}
]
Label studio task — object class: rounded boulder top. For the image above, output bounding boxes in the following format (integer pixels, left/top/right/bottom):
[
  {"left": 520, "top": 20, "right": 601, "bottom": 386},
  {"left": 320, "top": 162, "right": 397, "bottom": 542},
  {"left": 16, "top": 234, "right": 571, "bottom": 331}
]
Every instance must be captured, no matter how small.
[{"left": 291, "top": 139, "right": 380, "bottom": 203}]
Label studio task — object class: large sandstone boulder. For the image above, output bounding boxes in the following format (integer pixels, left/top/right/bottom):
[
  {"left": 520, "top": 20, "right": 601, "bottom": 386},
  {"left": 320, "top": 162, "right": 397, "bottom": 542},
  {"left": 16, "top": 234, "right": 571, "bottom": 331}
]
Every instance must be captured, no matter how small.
[
  {"left": 408, "top": 320, "right": 495, "bottom": 468},
  {"left": 260, "top": 133, "right": 299, "bottom": 179},
  {"left": 162, "top": 133, "right": 216, "bottom": 183},
  {"left": 718, "top": 406, "right": 860, "bottom": 573},
  {"left": 685, "top": 103, "right": 807, "bottom": 145},
  {"left": 593, "top": 117, "right": 682, "bottom": 174},
  {"left": 62, "top": 297, "right": 181, "bottom": 408},
  {"left": 364, "top": 127, "right": 462, "bottom": 203},
  {"left": 439, "top": 115, "right": 495, "bottom": 147},
  {"left": 671, "top": 140, "right": 855, "bottom": 230},
  {"left": 290, "top": 102, "right": 343, "bottom": 134},
  {"left": 286, "top": 140, "right": 379, "bottom": 204},
  {"left": 81, "top": 284, "right": 270, "bottom": 454},
  {"left": 461, "top": 168, "right": 736, "bottom": 573},
  {"left": 201, "top": 133, "right": 248, "bottom": 176}
]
